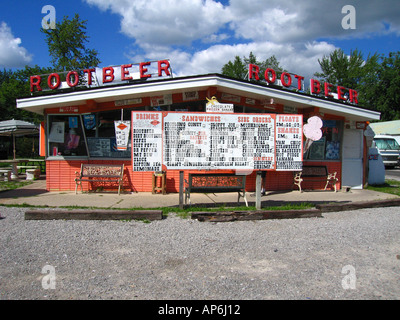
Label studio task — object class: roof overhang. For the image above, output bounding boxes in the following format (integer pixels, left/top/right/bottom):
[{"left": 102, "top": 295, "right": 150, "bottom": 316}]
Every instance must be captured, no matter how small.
[{"left": 17, "top": 74, "right": 380, "bottom": 121}]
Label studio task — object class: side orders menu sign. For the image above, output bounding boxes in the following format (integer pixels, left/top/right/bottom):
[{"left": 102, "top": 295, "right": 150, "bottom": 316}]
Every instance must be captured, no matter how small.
[{"left": 132, "top": 111, "right": 303, "bottom": 172}]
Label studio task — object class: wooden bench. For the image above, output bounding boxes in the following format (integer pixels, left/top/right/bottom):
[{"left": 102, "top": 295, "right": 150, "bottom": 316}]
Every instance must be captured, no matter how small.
[
  {"left": 185, "top": 173, "right": 248, "bottom": 206},
  {"left": 293, "top": 165, "right": 338, "bottom": 192},
  {"left": 75, "top": 164, "right": 124, "bottom": 195}
]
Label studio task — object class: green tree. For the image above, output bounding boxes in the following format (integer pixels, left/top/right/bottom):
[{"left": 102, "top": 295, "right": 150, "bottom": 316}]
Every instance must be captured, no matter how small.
[
  {"left": 0, "top": 66, "right": 51, "bottom": 158},
  {"left": 367, "top": 52, "right": 400, "bottom": 121},
  {"left": 221, "top": 56, "right": 246, "bottom": 79},
  {"left": 0, "top": 66, "right": 51, "bottom": 122},
  {"left": 314, "top": 49, "right": 380, "bottom": 106},
  {"left": 260, "top": 55, "right": 285, "bottom": 74},
  {"left": 41, "top": 13, "right": 100, "bottom": 71},
  {"left": 221, "top": 52, "right": 285, "bottom": 81},
  {"left": 314, "top": 49, "right": 400, "bottom": 121}
]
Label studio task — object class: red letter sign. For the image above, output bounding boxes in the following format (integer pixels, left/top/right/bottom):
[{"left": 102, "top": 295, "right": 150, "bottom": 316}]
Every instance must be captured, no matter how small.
[
  {"left": 47, "top": 73, "right": 60, "bottom": 90},
  {"left": 310, "top": 79, "right": 321, "bottom": 94},
  {"left": 83, "top": 68, "right": 95, "bottom": 85},
  {"left": 294, "top": 75, "right": 304, "bottom": 90},
  {"left": 280, "top": 72, "right": 292, "bottom": 87},
  {"left": 248, "top": 64, "right": 260, "bottom": 81},
  {"left": 337, "top": 86, "right": 346, "bottom": 101},
  {"left": 121, "top": 64, "right": 133, "bottom": 81},
  {"left": 324, "top": 82, "right": 334, "bottom": 98},
  {"left": 158, "top": 60, "right": 171, "bottom": 77},
  {"left": 30, "top": 75, "right": 42, "bottom": 92},
  {"left": 66, "top": 71, "right": 79, "bottom": 87},
  {"left": 103, "top": 67, "right": 115, "bottom": 83},
  {"left": 264, "top": 68, "right": 276, "bottom": 84},
  {"left": 349, "top": 89, "right": 358, "bottom": 104},
  {"left": 140, "top": 62, "right": 151, "bottom": 79}
]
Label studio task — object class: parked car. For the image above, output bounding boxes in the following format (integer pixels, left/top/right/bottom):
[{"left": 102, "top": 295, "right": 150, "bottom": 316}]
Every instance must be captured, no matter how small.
[{"left": 373, "top": 135, "right": 400, "bottom": 168}]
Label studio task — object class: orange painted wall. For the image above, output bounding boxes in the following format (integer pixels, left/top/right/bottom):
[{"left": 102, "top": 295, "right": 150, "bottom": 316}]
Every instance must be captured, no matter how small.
[{"left": 46, "top": 160, "right": 341, "bottom": 192}]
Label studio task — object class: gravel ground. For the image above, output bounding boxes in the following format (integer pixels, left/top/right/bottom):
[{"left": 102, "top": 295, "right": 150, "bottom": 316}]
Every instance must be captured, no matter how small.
[{"left": 0, "top": 206, "right": 400, "bottom": 301}]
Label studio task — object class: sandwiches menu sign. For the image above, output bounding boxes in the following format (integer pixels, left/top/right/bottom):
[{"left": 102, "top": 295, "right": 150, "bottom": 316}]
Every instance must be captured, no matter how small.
[{"left": 131, "top": 111, "right": 303, "bottom": 172}]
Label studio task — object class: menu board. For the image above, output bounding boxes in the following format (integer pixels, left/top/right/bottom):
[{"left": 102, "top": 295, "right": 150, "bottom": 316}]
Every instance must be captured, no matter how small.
[
  {"left": 131, "top": 111, "right": 303, "bottom": 171},
  {"left": 275, "top": 114, "right": 303, "bottom": 170},
  {"left": 131, "top": 112, "right": 163, "bottom": 171},
  {"left": 163, "top": 113, "right": 275, "bottom": 170}
]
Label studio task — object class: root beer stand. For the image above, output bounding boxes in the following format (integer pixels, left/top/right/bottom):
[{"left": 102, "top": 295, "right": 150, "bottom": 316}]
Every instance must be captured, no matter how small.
[{"left": 17, "top": 59, "right": 380, "bottom": 207}]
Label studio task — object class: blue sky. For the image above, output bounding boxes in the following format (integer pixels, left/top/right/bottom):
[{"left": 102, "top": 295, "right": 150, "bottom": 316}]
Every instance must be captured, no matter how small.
[{"left": 1, "top": 0, "right": 399, "bottom": 80}]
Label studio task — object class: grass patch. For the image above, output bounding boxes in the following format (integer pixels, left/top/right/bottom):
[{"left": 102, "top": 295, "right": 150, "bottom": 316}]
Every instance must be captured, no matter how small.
[
  {"left": 366, "top": 179, "right": 400, "bottom": 197},
  {"left": 0, "top": 180, "right": 33, "bottom": 192},
  {"left": 0, "top": 193, "right": 315, "bottom": 221},
  {"left": 262, "top": 202, "right": 314, "bottom": 211},
  {"left": 0, "top": 203, "right": 47, "bottom": 208},
  {"left": 162, "top": 202, "right": 314, "bottom": 218}
]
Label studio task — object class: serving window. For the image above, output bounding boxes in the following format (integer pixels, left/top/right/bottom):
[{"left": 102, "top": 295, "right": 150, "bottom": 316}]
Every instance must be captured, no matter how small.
[
  {"left": 305, "top": 120, "right": 343, "bottom": 161},
  {"left": 47, "top": 115, "right": 88, "bottom": 157},
  {"left": 47, "top": 110, "right": 133, "bottom": 159},
  {"left": 84, "top": 109, "right": 131, "bottom": 158}
]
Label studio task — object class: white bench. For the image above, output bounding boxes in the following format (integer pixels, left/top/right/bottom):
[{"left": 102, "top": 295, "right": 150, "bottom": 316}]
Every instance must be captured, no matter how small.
[
  {"left": 18, "top": 166, "right": 41, "bottom": 180},
  {"left": 26, "top": 168, "right": 41, "bottom": 180}
]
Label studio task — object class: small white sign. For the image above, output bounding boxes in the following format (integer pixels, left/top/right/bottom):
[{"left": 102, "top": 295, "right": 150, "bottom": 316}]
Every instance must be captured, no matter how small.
[
  {"left": 114, "top": 121, "right": 131, "bottom": 151},
  {"left": 206, "top": 97, "right": 234, "bottom": 113}
]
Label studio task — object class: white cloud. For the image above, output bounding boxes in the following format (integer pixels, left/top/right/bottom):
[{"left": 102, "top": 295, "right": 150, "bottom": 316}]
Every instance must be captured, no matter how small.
[
  {"left": 202, "top": 33, "right": 230, "bottom": 44},
  {"left": 0, "top": 22, "right": 32, "bottom": 68},
  {"left": 86, "top": 0, "right": 231, "bottom": 47},
  {"left": 85, "top": 0, "right": 399, "bottom": 77},
  {"left": 168, "top": 41, "right": 337, "bottom": 81},
  {"left": 228, "top": 0, "right": 400, "bottom": 42}
]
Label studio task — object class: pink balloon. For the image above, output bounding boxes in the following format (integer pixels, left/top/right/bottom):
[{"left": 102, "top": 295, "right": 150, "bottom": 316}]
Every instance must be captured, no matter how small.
[{"left": 303, "top": 116, "right": 323, "bottom": 141}]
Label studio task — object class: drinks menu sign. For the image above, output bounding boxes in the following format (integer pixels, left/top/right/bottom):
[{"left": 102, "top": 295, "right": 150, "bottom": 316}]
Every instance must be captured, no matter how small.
[
  {"left": 131, "top": 111, "right": 303, "bottom": 172},
  {"left": 132, "top": 112, "right": 163, "bottom": 171}
]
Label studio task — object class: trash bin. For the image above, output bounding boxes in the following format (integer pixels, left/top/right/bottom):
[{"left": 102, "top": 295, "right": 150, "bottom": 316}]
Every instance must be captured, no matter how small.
[{"left": 368, "top": 147, "right": 385, "bottom": 185}]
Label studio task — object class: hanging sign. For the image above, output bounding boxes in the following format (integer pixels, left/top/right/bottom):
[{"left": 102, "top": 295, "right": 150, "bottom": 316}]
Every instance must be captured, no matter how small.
[
  {"left": 114, "top": 120, "right": 131, "bottom": 151},
  {"left": 150, "top": 94, "right": 172, "bottom": 107}
]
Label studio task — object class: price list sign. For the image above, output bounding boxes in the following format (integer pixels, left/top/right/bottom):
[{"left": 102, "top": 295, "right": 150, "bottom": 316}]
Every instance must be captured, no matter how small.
[
  {"left": 131, "top": 111, "right": 303, "bottom": 172},
  {"left": 131, "top": 112, "right": 163, "bottom": 171},
  {"left": 275, "top": 114, "right": 303, "bottom": 170},
  {"left": 162, "top": 113, "right": 275, "bottom": 170}
]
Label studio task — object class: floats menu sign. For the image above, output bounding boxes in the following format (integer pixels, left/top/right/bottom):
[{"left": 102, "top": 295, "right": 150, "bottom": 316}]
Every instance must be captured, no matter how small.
[
  {"left": 132, "top": 111, "right": 303, "bottom": 172},
  {"left": 275, "top": 115, "right": 303, "bottom": 170}
]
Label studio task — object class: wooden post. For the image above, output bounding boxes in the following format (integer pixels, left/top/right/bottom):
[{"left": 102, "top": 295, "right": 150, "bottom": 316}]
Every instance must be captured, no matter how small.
[
  {"left": 179, "top": 171, "right": 184, "bottom": 209},
  {"left": 256, "top": 171, "right": 262, "bottom": 210}
]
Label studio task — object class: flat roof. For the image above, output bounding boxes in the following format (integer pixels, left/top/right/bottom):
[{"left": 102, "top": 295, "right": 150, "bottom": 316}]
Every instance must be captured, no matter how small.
[
  {"left": 369, "top": 120, "right": 400, "bottom": 135},
  {"left": 17, "top": 73, "right": 380, "bottom": 121}
]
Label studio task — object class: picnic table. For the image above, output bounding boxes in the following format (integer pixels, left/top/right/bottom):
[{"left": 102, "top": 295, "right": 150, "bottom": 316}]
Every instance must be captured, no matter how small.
[
  {"left": 0, "top": 159, "right": 29, "bottom": 180},
  {"left": 18, "top": 159, "right": 46, "bottom": 174}
]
